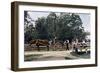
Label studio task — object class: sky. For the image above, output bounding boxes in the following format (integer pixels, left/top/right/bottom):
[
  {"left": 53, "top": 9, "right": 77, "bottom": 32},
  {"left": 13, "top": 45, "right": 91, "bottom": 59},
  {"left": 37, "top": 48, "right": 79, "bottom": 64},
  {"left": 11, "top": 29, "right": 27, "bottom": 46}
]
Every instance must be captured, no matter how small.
[{"left": 25, "top": 11, "right": 90, "bottom": 32}]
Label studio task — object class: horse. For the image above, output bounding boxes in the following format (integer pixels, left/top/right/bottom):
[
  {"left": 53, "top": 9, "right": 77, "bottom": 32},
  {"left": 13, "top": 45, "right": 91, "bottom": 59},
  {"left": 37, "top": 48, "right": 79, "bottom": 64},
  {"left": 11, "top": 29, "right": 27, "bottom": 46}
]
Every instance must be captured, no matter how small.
[
  {"left": 29, "top": 40, "right": 37, "bottom": 46},
  {"left": 29, "top": 39, "right": 49, "bottom": 51}
]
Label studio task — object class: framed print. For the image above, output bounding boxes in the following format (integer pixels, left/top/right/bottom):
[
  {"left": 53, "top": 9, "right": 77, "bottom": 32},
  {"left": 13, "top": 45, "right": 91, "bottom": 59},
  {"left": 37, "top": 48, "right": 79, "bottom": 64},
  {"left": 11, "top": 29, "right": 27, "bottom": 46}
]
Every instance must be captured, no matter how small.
[{"left": 11, "top": 1, "right": 98, "bottom": 71}]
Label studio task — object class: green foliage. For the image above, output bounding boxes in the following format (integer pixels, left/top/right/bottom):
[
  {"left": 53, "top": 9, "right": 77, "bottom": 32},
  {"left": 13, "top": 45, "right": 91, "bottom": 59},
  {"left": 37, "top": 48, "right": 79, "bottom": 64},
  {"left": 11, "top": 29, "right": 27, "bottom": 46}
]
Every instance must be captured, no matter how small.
[
  {"left": 35, "top": 17, "right": 49, "bottom": 39},
  {"left": 24, "top": 12, "right": 89, "bottom": 43}
]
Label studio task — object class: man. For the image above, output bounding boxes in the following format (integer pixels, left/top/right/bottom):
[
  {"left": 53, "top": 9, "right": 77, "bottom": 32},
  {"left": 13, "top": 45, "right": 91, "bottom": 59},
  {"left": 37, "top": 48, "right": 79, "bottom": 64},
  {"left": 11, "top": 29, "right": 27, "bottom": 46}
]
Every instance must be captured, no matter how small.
[
  {"left": 64, "top": 40, "right": 69, "bottom": 50},
  {"left": 72, "top": 41, "right": 78, "bottom": 53}
]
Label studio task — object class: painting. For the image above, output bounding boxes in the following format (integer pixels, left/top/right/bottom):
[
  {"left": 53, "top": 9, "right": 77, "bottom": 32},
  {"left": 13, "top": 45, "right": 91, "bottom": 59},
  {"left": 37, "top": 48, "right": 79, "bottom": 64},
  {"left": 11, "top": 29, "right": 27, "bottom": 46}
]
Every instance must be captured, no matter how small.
[
  {"left": 24, "top": 11, "right": 91, "bottom": 61},
  {"left": 11, "top": 1, "right": 97, "bottom": 71}
]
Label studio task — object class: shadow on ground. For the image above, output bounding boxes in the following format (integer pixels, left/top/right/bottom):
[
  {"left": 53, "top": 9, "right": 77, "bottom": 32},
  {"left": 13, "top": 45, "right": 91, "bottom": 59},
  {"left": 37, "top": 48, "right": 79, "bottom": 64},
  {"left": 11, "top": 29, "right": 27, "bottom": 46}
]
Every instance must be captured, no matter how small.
[{"left": 70, "top": 51, "right": 90, "bottom": 59}]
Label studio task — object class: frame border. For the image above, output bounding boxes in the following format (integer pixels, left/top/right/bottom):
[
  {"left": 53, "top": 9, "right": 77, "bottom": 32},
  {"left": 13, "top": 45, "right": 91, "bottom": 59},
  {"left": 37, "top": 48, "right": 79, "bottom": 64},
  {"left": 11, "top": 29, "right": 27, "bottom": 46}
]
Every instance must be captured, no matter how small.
[{"left": 11, "top": 1, "right": 98, "bottom": 71}]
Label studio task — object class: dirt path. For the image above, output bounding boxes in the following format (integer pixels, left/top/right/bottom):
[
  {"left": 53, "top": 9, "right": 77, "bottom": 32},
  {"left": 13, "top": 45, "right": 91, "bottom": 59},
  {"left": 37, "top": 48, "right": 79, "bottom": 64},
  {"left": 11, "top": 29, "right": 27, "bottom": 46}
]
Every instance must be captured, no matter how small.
[{"left": 24, "top": 50, "right": 81, "bottom": 61}]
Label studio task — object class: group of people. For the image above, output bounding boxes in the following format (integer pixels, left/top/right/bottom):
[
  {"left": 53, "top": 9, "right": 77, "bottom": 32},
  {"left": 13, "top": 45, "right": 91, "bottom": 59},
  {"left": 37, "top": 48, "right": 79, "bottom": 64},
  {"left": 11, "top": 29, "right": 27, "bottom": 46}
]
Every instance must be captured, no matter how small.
[
  {"left": 71, "top": 40, "right": 89, "bottom": 53},
  {"left": 49, "top": 39, "right": 89, "bottom": 53}
]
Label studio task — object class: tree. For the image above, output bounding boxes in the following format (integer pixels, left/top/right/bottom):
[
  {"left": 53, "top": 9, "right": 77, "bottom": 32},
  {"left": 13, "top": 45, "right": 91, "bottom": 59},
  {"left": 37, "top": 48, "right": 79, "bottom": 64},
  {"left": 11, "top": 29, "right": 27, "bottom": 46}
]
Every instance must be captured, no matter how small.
[
  {"left": 24, "top": 24, "right": 35, "bottom": 43},
  {"left": 24, "top": 12, "right": 89, "bottom": 43},
  {"left": 24, "top": 11, "right": 36, "bottom": 43},
  {"left": 46, "top": 12, "right": 57, "bottom": 39},
  {"left": 35, "top": 17, "right": 49, "bottom": 40}
]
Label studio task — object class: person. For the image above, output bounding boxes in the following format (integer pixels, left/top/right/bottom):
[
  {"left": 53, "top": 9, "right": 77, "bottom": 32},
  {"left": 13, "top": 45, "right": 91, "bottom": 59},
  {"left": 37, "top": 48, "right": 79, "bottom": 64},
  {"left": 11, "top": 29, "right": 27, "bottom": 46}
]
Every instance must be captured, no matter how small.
[
  {"left": 49, "top": 40, "right": 52, "bottom": 46},
  {"left": 64, "top": 40, "right": 69, "bottom": 50},
  {"left": 82, "top": 40, "right": 86, "bottom": 48},
  {"left": 72, "top": 41, "right": 78, "bottom": 53}
]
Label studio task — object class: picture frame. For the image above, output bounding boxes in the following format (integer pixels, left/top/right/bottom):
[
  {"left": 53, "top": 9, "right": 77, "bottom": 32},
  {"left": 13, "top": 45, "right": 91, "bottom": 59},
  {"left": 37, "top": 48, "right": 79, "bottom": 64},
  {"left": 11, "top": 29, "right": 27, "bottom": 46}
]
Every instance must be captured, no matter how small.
[{"left": 11, "top": 1, "right": 98, "bottom": 71}]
